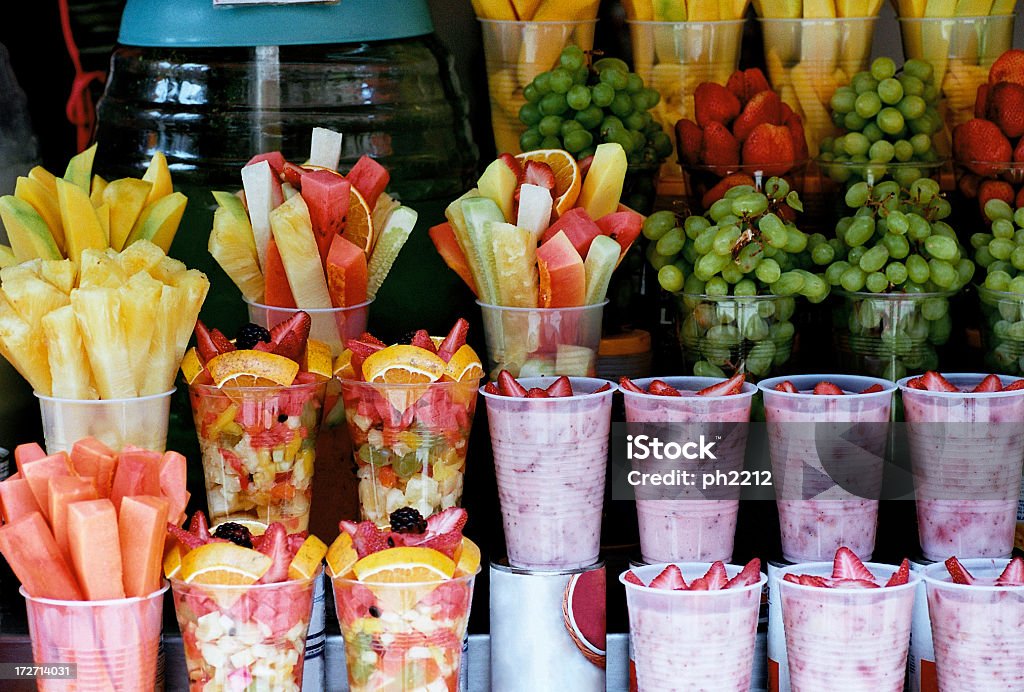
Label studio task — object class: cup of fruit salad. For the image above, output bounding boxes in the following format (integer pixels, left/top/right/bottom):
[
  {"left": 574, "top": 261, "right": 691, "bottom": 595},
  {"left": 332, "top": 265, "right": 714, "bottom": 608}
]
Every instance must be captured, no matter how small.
[
  {"left": 338, "top": 320, "right": 481, "bottom": 524},
  {"left": 184, "top": 314, "right": 329, "bottom": 533},
  {"left": 328, "top": 507, "right": 480, "bottom": 692}
]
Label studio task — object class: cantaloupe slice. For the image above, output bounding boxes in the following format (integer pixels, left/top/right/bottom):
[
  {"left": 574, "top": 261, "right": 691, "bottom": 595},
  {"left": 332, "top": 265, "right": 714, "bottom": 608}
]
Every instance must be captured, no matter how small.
[
  {"left": 118, "top": 495, "right": 169, "bottom": 598},
  {"left": 109, "top": 447, "right": 161, "bottom": 512},
  {"left": 14, "top": 442, "right": 46, "bottom": 475},
  {"left": 0, "top": 512, "right": 83, "bottom": 600},
  {"left": 48, "top": 476, "right": 98, "bottom": 564},
  {"left": 69, "top": 437, "right": 116, "bottom": 498},
  {"left": 0, "top": 478, "right": 42, "bottom": 523},
  {"left": 67, "top": 499, "right": 125, "bottom": 600},
  {"left": 158, "top": 451, "right": 188, "bottom": 526},
  {"left": 20, "top": 452, "right": 72, "bottom": 521}
]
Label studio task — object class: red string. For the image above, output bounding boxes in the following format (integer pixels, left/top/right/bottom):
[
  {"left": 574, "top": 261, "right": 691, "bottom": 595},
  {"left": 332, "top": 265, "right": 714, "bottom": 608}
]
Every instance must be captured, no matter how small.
[{"left": 59, "top": 0, "right": 106, "bottom": 152}]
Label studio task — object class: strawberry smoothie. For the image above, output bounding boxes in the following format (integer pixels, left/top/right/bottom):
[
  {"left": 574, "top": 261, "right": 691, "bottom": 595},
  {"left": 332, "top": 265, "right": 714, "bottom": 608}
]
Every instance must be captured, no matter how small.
[
  {"left": 759, "top": 375, "right": 896, "bottom": 562},
  {"left": 622, "top": 376, "right": 757, "bottom": 563},
  {"left": 482, "top": 377, "right": 615, "bottom": 569}
]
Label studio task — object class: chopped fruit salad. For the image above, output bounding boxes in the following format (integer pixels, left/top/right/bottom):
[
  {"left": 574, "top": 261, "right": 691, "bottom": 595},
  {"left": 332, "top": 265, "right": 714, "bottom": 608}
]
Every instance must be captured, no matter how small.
[
  {"left": 183, "top": 312, "right": 329, "bottom": 533},
  {"left": 619, "top": 373, "right": 746, "bottom": 397},
  {"left": 167, "top": 512, "right": 327, "bottom": 692},
  {"left": 623, "top": 558, "right": 763, "bottom": 591},
  {"left": 328, "top": 508, "right": 480, "bottom": 692},
  {"left": 905, "top": 370, "right": 1024, "bottom": 392},
  {"left": 943, "top": 556, "right": 1024, "bottom": 586},
  {"left": 482, "top": 370, "right": 613, "bottom": 398},
  {"left": 209, "top": 127, "right": 415, "bottom": 308},
  {"left": 337, "top": 320, "right": 481, "bottom": 525},
  {"left": 782, "top": 547, "right": 911, "bottom": 589},
  {"left": 772, "top": 379, "right": 887, "bottom": 395}
]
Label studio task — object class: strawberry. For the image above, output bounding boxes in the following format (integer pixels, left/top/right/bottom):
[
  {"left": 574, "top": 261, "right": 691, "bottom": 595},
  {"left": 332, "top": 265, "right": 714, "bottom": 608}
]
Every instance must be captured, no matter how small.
[
  {"left": 545, "top": 376, "right": 573, "bottom": 397},
  {"left": 774, "top": 380, "right": 798, "bottom": 393},
  {"left": 921, "top": 371, "right": 958, "bottom": 392},
  {"left": 953, "top": 119, "right": 1013, "bottom": 176},
  {"left": 733, "top": 90, "right": 783, "bottom": 143},
  {"left": 255, "top": 522, "right": 291, "bottom": 584},
  {"left": 945, "top": 556, "right": 975, "bottom": 585},
  {"left": 594, "top": 383, "right": 613, "bottom": 393},
  {"left": 703, "top": 561, "right": 729, "bottom": 590},
  {"left": 743, "top": 68, "right": 771, "bottom": 100},
  {"left": 623, "top": 570, "right": 645, "bottom": 586},
  {"left": 813, "top": 381, "right": 844, "bottom": 395},
  {"left": 359, "top": 332, "right": 387, "bottom": 348},
  {"left": 726, "top": 558, "right": 762, "bottom": 588},
  {"left": 742, "top": 123, "right": 796, "bottom": 176},
  {"left": 1015, "top": 136, "right": 1024, "bottom": 163},
  {"left": 696, "top": 373, "right": 745, "bottom": 396},
  {"left": 424, "top": 507, "right": 468, "bottom": 536},
  {"left": 437, "top": 318, "right": 469, "bottom": 362},
  {"left": 688, "top": 576, "right": 709, "bottom": 590},
  {"left": 975, "top": 83, "right": 989, "bottom": 119},
  {"left": 647, "top": 379, "right": 682, "bottom": 396},
  {"left": 497, "top": 370, "right": 528, "bottom": 397},
  {"left": 674, "top": 118, "right": 704, "bottom": 166},
  {"left": 167, "top": 523, "right": 206, "bottom": 551},
  {"left": 523, "top": 160, "right": 555, "bottom": 192},
  {"left": 832, "top": 546, "right": 875, "bottom": 582},
  {"left": 784, "top": 109, "right": 810, "bottom": 163},
  {"left": 701, "top": 121, "right": 740, "bottom": 175},
  {"left": 885, "top": 559, "right": 911, "bottom": 587},
  {"left": 996, "top": 556, "right": 1024, "bottom": 586},
  {"left": 189, "top": 511, "right": 214, "bottom": 543},
  {"left": 906, "top": 377, "right": 927, "bottom": 390},
  {"left": 409, "top": 329, "right": 437, "bottom": 354},
  {"left": 783, "top": 573, "right": 830, "bottom": 587},
  {"left": 526, "top": 388, "right": 549, "bottom": 398},
  {"left": 973, "top": 374, "right": 1003, "bottom": 392},
  {"left": 988, "top": 82, "right": 1024, "bottom": 138},
  {"left": 618, "top": 377, "right": 646, "bottom": 394},
  {"left": 694, "top": 82, "right": 741, "bottom": 127},
  {"left": 989, "top": 49, "right": 1024, "bottom": 86},
  {"left": 484, "top": 382, "right": 500, "bottom": 395},
  {"left": 1018, "top": 186, "right": 1024, "bottom": 210},
  {"left": 650, "top": 564, "right": 687, "bottom": 590},
  {"left": 832, "top": 579, "right": 880, "bottom": 589},
  {"left": 978, "top": 180, "right": 1015, "bottom": 218},
  {"left": 350, "top": 521, "right": 391, "bottom": 558},
  {"left": 1005, "top": 378, "right": 1024, "bottom": 390},
  {"left": 499, "top": 153, "right": 523, "bottom": 181},
  {"left": 194, "top": 320, "right": 235, "bottom": 362},
  {"left": 860, "top": 384, "right": 884, "bottom": 394},
  {"left": 725, "top": 71, "right": 747, "bottom": 102},
  {"left": 257, "top": 311, "right": 311, "bottom": 362},
  {"left": 700, "top": 173, "right": 756, "bottom": 209}
]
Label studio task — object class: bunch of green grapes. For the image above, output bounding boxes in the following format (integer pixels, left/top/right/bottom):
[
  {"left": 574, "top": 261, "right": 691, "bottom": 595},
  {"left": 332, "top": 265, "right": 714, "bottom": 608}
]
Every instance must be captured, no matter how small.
[
  {"left": 518, "top": 47, "right": 673, "bottom": 166},
  {"left": 972, "top": 200, "right": 1024, "bottom": 375},
  {"left": 819, "top": 57, "right": 943, "bottom": 188}
]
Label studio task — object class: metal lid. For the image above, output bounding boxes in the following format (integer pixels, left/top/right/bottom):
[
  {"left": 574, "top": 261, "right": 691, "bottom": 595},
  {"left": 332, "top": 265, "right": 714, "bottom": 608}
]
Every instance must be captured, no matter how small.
[{"left": 118, "top": 0, "right": 434, "bottom": 47}]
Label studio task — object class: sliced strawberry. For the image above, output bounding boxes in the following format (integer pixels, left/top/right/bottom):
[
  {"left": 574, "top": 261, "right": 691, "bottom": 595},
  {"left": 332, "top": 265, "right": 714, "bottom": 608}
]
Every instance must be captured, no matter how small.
[
  {"left": 832, "top": 546, "right": 875, "bottom": 582},
  {"left": 526, "top": 388, "right": 549, "bottom": 398},
  {"left": 945, "top": 556, "right": 975, "bottom": 585},
  {"left": 774, "top": 380, "right": 798, "bottom": 393},
  {"left": 921, "top": 371, "right": 959, "bottom": 392},
  {"left": 410, "top": 329, "right": 437, "bottom": 354},
  {"left": 359, "top": 332, "right": 387, "bottom": 348},
  {"left": 688, "top": 576, "right": 709, "bottom": 590},
  {"left": 499, "top": 153, "right": 524, "bottom": 181},
  {"left": 648, "top": 380, "right": 682, "bottom": 397},
  {"left": 346, "top": 337, "right": 385, "bottom": 358},
  {"left": 726, "top": 558, "right": 762, "bottom": 588},
  {"left": 996, "top": 556, "right": 1024, "bottom": 586},
  {"left": 1004, "top": 379, "right": 1024, "bottom": 391},
  {"left": 286, "top": 531, "right": 308, "bottom": 558},
  {"left": 794, "top": 574, "right": 830, "bottom": 587},
  {"left": 906, "top": 377, "right": 927, "bottom": 390},
  {"left": 832, "top": 579, "right": 880, "bottom": 589},
  {"left": 703, "top": 561, "right": 729, "bottom": 590},
  {"left": 623, "top": 570, "right": 645, "bottom": 586},
  {"left": 167, "top": 523, "right": 206, "bottom": 551},
  {"left": 417, "top": 531, "right": 463, "bottom": 559},
  {"left": 269, "top": 311, "right": 311, "bottom": 361},
  {"left": 885, "top": 559, "right": 910, "bottom": 587},
  {"left": 209, "top": 328, "right": 236, "bottom": 356},
  {"left": 498, "top": 370, "right": 528, "bottom": 397},
  {"left": 649, "top": 564, "right": 687, "bottom": 590},
  {"left": 351, "top": 521, "right": 390, "bottom": 558},
  {"left": 194, "top": 320, "right": 235, "bottom": 362},
  {"left": 188, "top": 511, "right": 213, "bottom": 543},
  {"left": 813, "top": 381, "right": 845, "bottom": 396},
  {"left": 618, "top": 377, "right": 645, "bottom": 394},
  {"left": 696, "top": 373, "right": 745, "bottom": 396},
  {"left": 425, "top": 508, "right": 468, "bottom": 536},
  {"left": 860, "top": 384, "right": 884, "bottom": 394},
  {"left": 484, "top": 382, "right": 500, "bottom": 395},
  {"left": 973, "top": 374, "right": 1003, "bottom": 393},
  {"left": 437, "top": 318, "right": 470, "bottom": 362},
  {"left": 523, "top": 160, "right": 555, "bottom": 191},
  {"left": 255, "top": 523, "right": 290, "bottom": 584},
  {"left": 593, "top": 383, "right": 612, "bottom": 393},
  {"left": 545, "top": 376, "right": 573, "bottom": 398}
]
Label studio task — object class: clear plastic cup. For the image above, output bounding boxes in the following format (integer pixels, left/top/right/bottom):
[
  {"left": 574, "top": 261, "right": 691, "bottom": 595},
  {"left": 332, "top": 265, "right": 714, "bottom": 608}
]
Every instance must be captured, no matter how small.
[
  {"left": 332, "top": 569, "right": 478, "bottom": 692},
  {"left": 759, "top": 374, "right": 896, "bottom": 562},
  {"left": 621, "top": 562, "right": 766, "bottom": 691},
  {"left": 477, "top": 18, "right": 597, "bottom": 155},
  {"left": 898, "top": 373, "right": 1024, "bottom": 561},
  {"left": 977, "top": 285, "right": 1024, "bottom": 376},
  {"left": 170, "top": 572, "right": 318, "bottom": 691},
  {"left": 482, "top": 377, "right": 615, "bottom": 569},
  {"left": 36, "top": 389, "right": 175, "bottom": 454},
  {"left": 244, "top": 299, "right": 372, "bottom": 359},
  {"left": 22, "top": 583, "right": 168, "bottom": 691},
  {"left": 477, "top": 301, "right": 605, "bottom": 379},
  {"left": 778, "top": 562, "right": 918, "bottom": 691},
  {"left": 923, "top": 557, "right": 1024, "bottom": 689},
  {"left": 189, "top": 381, "right": 327, "bottom": 533},
  {"left": 340, "top": 378, "right": 479, "bottom": 525},
  {"left": 622, "top": 376, "right": 757, "bottom": 562}
]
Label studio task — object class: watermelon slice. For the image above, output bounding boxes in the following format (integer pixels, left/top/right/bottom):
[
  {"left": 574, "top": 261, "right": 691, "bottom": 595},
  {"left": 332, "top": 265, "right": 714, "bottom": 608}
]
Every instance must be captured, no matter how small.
[
  {"left": 0, "top": 478, "right": 42, "bottom": 523},
  {"left": 159, "top": 451, "right": 189, "bottom": 526},
  {"left": 596, "top": 210, "right": 643, "bottom": 258},
  {"left": 119, "top": 495, "right": 169, "bottom": 598},
  {"left": 536, "top": 231, "right": 586, "bottom": 308},
  {"left": 300, "top": 170, "right": 350, "bottom": 262},
  {"left": 429, "top": 222, "right": 477, "bottom": 296},
  {"left": 345, "top": 155, "right": 389, "bottom": 209},
  {"left": 326, "top": 234, "right": 368, "bottom": 308},
  {"left": 68, "top": 499, "right": 125, "bottom": 600},
  {"left": 246, "top": 152, "right": 286, "bottom": 176},
  {"left": 69, "top": 437, "right": 116, "bottom": 497},
  {"left": 48, "top": 476, "right": 98, "bottom": 563},
  {"left": 263, "top": 238, "right": 297, "bottom": 308},
  {"left": 282, "top": 162, "right": 309, "bottom": 189},
  {"left": 21, "top": 452, "right": 72, "bottom": 520},
  {"left": 540, "top": 208, "right": 603, "bottom": 258},
  {"left": 14, "top": 442, "right": 46, "bottom": 475},
  {"left": 109, "top": 447, "right": 161, "bottom": 512},
  {"left": 0, "top": 512, "right": 83, "bottom": 600}
]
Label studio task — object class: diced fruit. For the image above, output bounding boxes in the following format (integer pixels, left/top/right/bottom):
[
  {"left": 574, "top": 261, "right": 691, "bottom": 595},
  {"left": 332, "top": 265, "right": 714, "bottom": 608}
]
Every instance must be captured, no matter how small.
[
  {"left": 366, "top": 206, "right": 416, "bottom": 299},
  {"left": 206, "top": 349, "right": 300, "bottom": 387},
  {"left": 14, "top": 443, "right": 46, "bottom": 474},
  {"left": 0, "top": 512, "right": 83, "bottom": 600},
  {"left": 536, "top": 231, "right": 586, "bottom": 307},
  {"left": 345, "top": 155, "right": 390, "bottom": 209},
  {"left": 119, "top": 495, "right": 170, "bottom": 597},
  {"left": 288, "top": 535, "right": 329, "bottom": 580},
  {"left": 577, "top": 143, "right": 627, "bottom": 221},
  {"left": 583, "top": 235, "right": 620, "bottom": 306},
  {"left": 68, "top": 499, "right": 126, "bottom": 600},
  {"left": 478, "top": 157, "right": 519, "bottom": 222},
  {"left": 300, "top": 169, "right": 350, "bottom": 262},
  {"left": 326, "top": 234, "right": 368, "bottom": 308},
  {"left": 270, "top": 194, "right": 333, "bottom": 308},
  {"left": 352, "top": 546, "right": 457, "bottom": 583},
  {"left": 180, "top": 541, "right": 272, "bottom": 585}
]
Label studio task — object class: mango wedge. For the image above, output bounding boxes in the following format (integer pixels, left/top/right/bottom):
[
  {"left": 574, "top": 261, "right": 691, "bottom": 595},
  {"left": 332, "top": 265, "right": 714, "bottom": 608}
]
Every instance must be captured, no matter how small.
[
  {"left": 56, "top": 178, "right": 106, "bottom": 264},
  {"left": 577, "top": 143, "right": 627, "bottom": 221},
  {"left": 15, "top": 176, "right": 65, "bottom": 253},
  {"left": 0, "top": 196, "right": 62, "bottom": 262},
  {"left": 63, "top": 143, "right": 97, "bottom": 193},
  {"left": 103, "top": 178, "right": 153, "bottom": 251},
  {"left": 142, "top": 151, "right": 173, "bottom": 205},
  {"left": 125, "top": 192, "right": 187, "bottom": 253}
]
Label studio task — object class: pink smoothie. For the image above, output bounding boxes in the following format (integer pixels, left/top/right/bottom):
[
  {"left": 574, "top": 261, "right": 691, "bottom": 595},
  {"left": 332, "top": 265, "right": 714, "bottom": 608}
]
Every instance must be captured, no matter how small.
[
  {"left": 899, "top": 374, "right": 1024, "bottom": 561},
  {"left": 482, "top": 377, "right": 615, "bottom": 569}
]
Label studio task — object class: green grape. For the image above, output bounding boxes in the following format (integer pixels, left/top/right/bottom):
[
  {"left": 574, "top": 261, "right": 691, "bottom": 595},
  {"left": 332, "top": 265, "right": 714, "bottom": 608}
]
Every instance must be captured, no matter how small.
[
  {"left": 712, "top": 226, "right": 742, "bottom": 256},
  {"left": 810, "top": 243, "right": 836, "bottom": 266},
  {"left": 538, "top": 114, "right": 563, "bottom": 137},
  {"left": 725, "top": 185, "right": 755, "bottom": 199},
  {"left": 899, "top": 74, "right": 925, "bottom": 97},
  {"left": 772, "top": 271, "right": 806, "bottom": 296},
  {"left": 540, "top": 135, "right": 561, "bottom": 149},
  {"left": 539, "top": 92, "right": 568, "bottom": 116},
  {"left": 976, "top": 246, "right": 995, "bottom": 267},
  {"left": 831, "top": 87, "right": 857, "bottom": 114},
  {"left": 575, "top": 105, "right": 603, "bottom": 130},
  {"left": 990, "top": 238, "right": 1016, "bottom": 261},
  {"left": 908, "top": 250, "right": 931, "bottom": 282},
  {"left": 957, "top": 258, "right": 975, "bottom": 286},
  {"left": 986, "top": 269, "right": 1012, "bottom": 292},
  {"left": 870, "top": 140, "right": 895, "bottom": 163},
  {"left": 971, "top": 232, "right": 994, "bottom": 249},
  {"left": 561, "top": 119, "right": 583, "bottom": 136},
  {"left": 907, "top": 214, "right": 932, "bottom": 241},
  {"left": 610, "top": 92, "right": 634, "bottom": 118},
  {"left": 566, "top": 84, "right": 591, "bottom": 111},
  {"left": 883, "top": 233, "right": 910, "bottom": 259},
  {"left": 594, "top": 57, "right": 630, "bottom": 75},
  {"left": 658, "top": 264, "right": 685, "bottom": 292},
  {"left": 624, "top": 111, "right": 648, "bottom": 131},
  {"left": 826, "top": 261, "right": 851, "bottom": 285},
  {"left": 866, "top": 271, "right": 889, "bottom": 293},
  {"left": 893, "top": 166, "right": 924, "bottom": 189},
  {"left": 1010, "top": 275, "right": 1024, "bottom": 294},
  {"left": 736, "top": 243, "right": 764, "bottom": 273},
  {"left": 646, "top": 243, "right": 673, "bottom": 270},
  {"left": 563, "top": 129, "right": 592, "bottom": 154},
  {"left": 1010, "top": 245, "right": 1024, "bottom": 271},
  {"left": 755, "top": 258, "right": 782, "bottom": 284},
  {"left": 886, "top": 261, "right": 908, "bottom": 285},
  {"left": 848, "top": 246, "right": 867, "bottom": 266},
  {"left": 845, "top": 217, "right": 875, "bottom": 247},
  {"left": 886, "top": 210, "right": 909, "bottom": 235},
  {"left": 783, "top": 229, "right": 809, "bottom": 253},
  {"left": 640, "top": 87, "right": 660, "bottom": 109},
  {"left": 841, "top": 266, "right": 868, "bottom": 292},
  {"left": 878, "top": 77, "right": 904, "bottom": 105},
  {"left": 520, "top": 128, "right": 543, "bottom": 151},
  {"left": 862, "top": 122, "right": 885, "bottom": 144},
  {"left": 894, "top": 139, "right": 915, "bottom": 162},
  {"left": 644, "top": 210, "right": 677, "bottom": 240},
  {"left": 694, "top": 226, "right": 719, "bottom": 256},
  {"left": 877, "top": 107, "right": 906, "bottom": 135},
  {"left": 685, "top": 215, "right": 710, "bottom": 239},
  {"left": 734, "top": 278, "right": 758, "bottom": 296},
  {"left": 765, "top": 177, "right": 790, "bottom": 199},
  {"left": 599, "top": 68, "right": 628, "bottom": 91},
  {"left": 519, "top": 102, "right": 542, "bottom": 126},
  {"left": 860, "top": 245, "right": 890, "bottom": 273},
  {"left": 559, "top": 45, "right": 585, "bottom": 71},
  {"left": 684, "top": 274, "right": 706, "bottom": 295},
  {"left": 732, "top": 193, "right": 769, "bottom": 217},
  {"left": 591, "top": 83, "right": 614, "bottom": 108},
  {"left": 694, "top": 361, "right": 727, "bottom": 378},
  {"left": 549, "top": 68, "right": 573, "bottom": 94},
  {"left": 523, "top": 83, "right": 542, "bottom": 104},
  {"left": 709, "top": 198, "right": 734, "bottom": 222},
  {"left": 910, "top": 133, "right": 932, "bottom": 155},
  {"left": 852, "top": 73, "right": 879, "bottom": 94},
  {"left": 855, "top": 91, "right": 883, "bottom": 119},
  {"left": 705, "top": 276, "right": 730, "bottom": 295},
  {"left": 650, "top": 132, "right": 673, "bottom": 158},
  {"left": 871, "top": 56, "right": 897, "bottom": 80},
  {"left": 845, "top": 112, "right": 868, "bottom": 131},
  {"left": 1014, "top": 207, "right": 1024, "bottom": 228},
  {"left": 845, "top": 132, "right": 871, "bottom": 156},
  {"left": 802, "top": 274, "right": 829, "bottom": 303},
  {"left": 722, "top": 263, "right": 745, "bottom": 284},
  {"left": 929, "top": 259, "right": 958, "bottom": 289},
  {"left": 898, "top": 95, "right": 927, "bottom": 120},
  {"left": 656, "top": 227, "right": 686, "bottom": 256},
  {"left": 845, "top": 182, "right": 871, "bottom": 208},
  {"left": 985, "top": 198, "right": 1014, "bottom": 222},
  {"left": 925, "top": 235, "right": 958, "bottom": 261},
  {"left": 533, "top": 72, "right": 552, "bottom": 95},
  {"left": 992, "top": 219, "right": 1016, "bottom": 239},
  {"left": 626, "top": 72, "right": 644, "bottom": 93}
]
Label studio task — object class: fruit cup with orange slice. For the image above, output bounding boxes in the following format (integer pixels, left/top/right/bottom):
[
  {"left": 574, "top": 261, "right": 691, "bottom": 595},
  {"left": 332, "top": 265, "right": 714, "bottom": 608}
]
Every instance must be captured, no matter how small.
[
  {"left": 166, "top": 511, "right": 327, "bottom": 692},
  {"left": 327, "top": 507, "right": 481, "bottom": 692},
  {"left": 182, "top": 312, "right": 330, "bottom": 533},
  {"left": 336, "top": 319, "right": 482, "bottom": 525}
]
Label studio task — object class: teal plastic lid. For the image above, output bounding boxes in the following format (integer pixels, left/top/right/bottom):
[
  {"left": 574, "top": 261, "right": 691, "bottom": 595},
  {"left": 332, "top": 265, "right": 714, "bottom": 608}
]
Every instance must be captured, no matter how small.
[{"left": 119, "top": 0, "right": 434, "bottom": 47}]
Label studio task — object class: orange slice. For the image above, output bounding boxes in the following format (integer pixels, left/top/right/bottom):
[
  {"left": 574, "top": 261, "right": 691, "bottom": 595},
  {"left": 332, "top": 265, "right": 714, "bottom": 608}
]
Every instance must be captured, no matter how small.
[
  {"left": 361, "top": 344, "right": 447, "bottom": 385},
  {"left": 207, "top": 349, "right": 299, "bottom": 388},
  {"left": 342, "top": 187, "right": 374, "bottom": 253},
  {"left": 453, "top": 537, "right": 481, "bottom": 576},
  {"left": 288, "top": 535, "right": 328, "bottom": 580},
  {"left": 179, "top": 542, "right": 272, "bottom": 585},
  {"left": 444, "top": 344, "right": 484, "bottom": 383},
  {"left": 352, "top": 546, "right": 456, "bottom": 583},
  {"left": 326, "top": 532, "right": 359, "bottom": 578},
  {"left": 515, "top": 149, "right": 582, "bottom": 216}
]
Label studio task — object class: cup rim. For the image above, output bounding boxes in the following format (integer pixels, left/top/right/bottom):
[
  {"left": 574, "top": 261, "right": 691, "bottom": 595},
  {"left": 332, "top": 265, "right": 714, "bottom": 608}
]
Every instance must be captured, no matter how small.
[
  {"left": 976, "top": 283, "right": 1024, "bottom": 300},
  {"left": 476, "top": 17, "right": 598, "bottom": 26},
  {"left": 189, "top": 380, "right": 328, "bottom": 394},
  {"left": 475, "top": 299, "right": 609, "bottom": 313},
  {"left": 896, "top": 13, "right": 1015, "bottom": 22},
  {"left": 619, "top": 562, "right": 767, "bottom": 594},
  {"left": 169, "top": 565, "right": 323, "bottom": 592},
  {"left": 626, "top": 18, "right": 747, "bottom": 27},
  {"left": 833, "top": 288, "right": 956, "bottom": 300},
  {"left": 479, "top": 375, "right": 616, "bottom": 401},
  {"left": 756, "top": 15, "right": 879, "bottom": 24},
  {"left": 35, "top": 388, "right": 177, "bottom": 405},
  {"left": 21, "top": 581, "right": 170, "bottom": 606},
  {"left": 776, "top": 561, "right": 920, "bottom": 593},
  {"left": 683, "top": 160, "right": 810, "bottom": 174},
  {"left": 675, "top": 292, "right": 791, "bottom": 301},
  {"left": 814, "top": 156, "right": 949, "bottom": 169},
  {"left": 896, "top": 372, "right": 1024, "bottom": 398},
  {"left": 921, "top": 557, "right": 1024, "bottom": 592},
  {"left": 331, "top": 563, "right": 481, "bottom": 588},
  {"left": 622, "top": 376, "right": 758, "bottom": 401},
  {"left": 758, "top": 374, "right": 898, "bottom": 398},
  {"left": 244, "top": 298, "right": 374, "bottom": 313}
]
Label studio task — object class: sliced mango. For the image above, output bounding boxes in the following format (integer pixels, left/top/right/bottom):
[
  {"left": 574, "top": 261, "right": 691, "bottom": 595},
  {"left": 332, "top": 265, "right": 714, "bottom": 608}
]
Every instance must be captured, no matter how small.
[
  {"left": 142, "top": 151, "right": 173, "bottom": 205},
  {"left": 14, "top": 176, "right": 65, "bottom": 253},
  {"left": 125, "top": 192, "right": 187, "bottom": 253},
  {"left": 63, "top": 143, "right": 97, "bottom": 193},
  {"left": 55, "top": 178, "right": 106, "bottom": 264},
  {"left": 103, "top": 178, "right": 152, "bottom": 251}
]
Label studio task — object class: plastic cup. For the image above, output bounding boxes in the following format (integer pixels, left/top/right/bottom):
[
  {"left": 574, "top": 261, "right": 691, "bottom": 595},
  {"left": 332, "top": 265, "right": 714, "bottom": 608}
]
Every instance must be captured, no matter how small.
[
  {"left": 477, "top": 301, "right": 605, "bottom": 379},
  {"left": 189, "top": 381, "right": 327, "bottom": 533},
  {"left": 477, "top": 18, "right": 597, "bottom": 155},
  {"left": 170, "top": 572, "right": 318, "bottom": 691},
  {"left": 339, "top": 378, "right": 479, "bottom": 525},
  {"left": 245, "top": 299, "right": 372, "bottom": 358},
  {"left": 977, "top": 284, "right": 1024, "bottom": 376},
  {"left": 898, "top": 373, "right": 1024, "bottom": 561},
  {"left": 778, "top": 562, "right": 918, "bottom": 691},
  {"left": 759, "top": 374, "right": 896, "bottom": 563},
  {"left": 22, "top": 583, "right": 167, "bottom": 691},
  {"left": 622, "top": 376, "right": 757, "bottom": 563},
  {"left": 621, "top": 562, "right": 766, "bottom": 691},
  {"left": 36, "top": 389, "right": 175, "bottom": 454},
  {"left": 482, "top": 377, "right": 614, "bottom": 569},
  {"left": 923, "top": 557, "right": 1024, "bottom": 689},
  {"left": 332, "top": 569, "right": 478, "bottom": 691}
]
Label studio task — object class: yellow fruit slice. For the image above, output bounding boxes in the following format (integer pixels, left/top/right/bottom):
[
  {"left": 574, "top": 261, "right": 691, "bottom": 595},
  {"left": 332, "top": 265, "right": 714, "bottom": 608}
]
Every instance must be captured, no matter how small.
[
  {"left": 288, "top": 535, "right": 328, "bottom": 580},
  {"left": 207, "top": 349, "right": 299, "bottom": 388},
  {"left": 180, "top": 347, "right": 206, "bottom": 385},
  {"left": 180, "top": 542, "right": 272, "bottom": 585},
  {"left": 453, "top": 537, "right": 481, "bottom": 576},
  {"left": 333, "top": 348, "right": 357, "bottom": 380},
  {"left": 515, "top": 149, "right": 582, "bottom": 217},
  {"left": 444, "top": 344, "right": 484, "bottom": 382},
  {"left": 303, "top": 339, "right": 333, "bottom": 380},
  {"left": 577, "top": 143, "right": 627, "bottom": 221},
  {"left": 342, "top": 187, "right": 374, "bottom": 254},
  {"left": 352, "top": 546, "right": 457, "bottom": 583},
  {"left": 163, "top": 543, "right": 184, "bottom": 579},
  {"left": 326, "top": 532, "right": 359, "bottom": 579},
  {"left": 361, "top": 344, "right": 446, "bottom": 385}
]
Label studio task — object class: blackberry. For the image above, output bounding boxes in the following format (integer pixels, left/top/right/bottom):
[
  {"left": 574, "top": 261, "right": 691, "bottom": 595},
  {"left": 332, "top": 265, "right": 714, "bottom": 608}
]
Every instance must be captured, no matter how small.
[
  {"left": 213, "top": 522, "right": 254, "bottom": 548},
  {"left": 235, "top": 323, "right": 272, "bottom": 350},
  {"left": 389, "top": 507, "right": 427, "bottom": 534}
]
